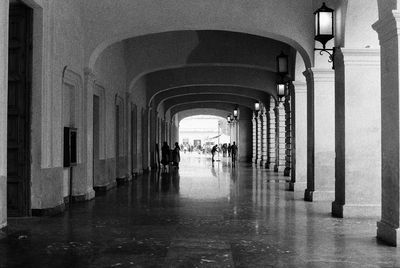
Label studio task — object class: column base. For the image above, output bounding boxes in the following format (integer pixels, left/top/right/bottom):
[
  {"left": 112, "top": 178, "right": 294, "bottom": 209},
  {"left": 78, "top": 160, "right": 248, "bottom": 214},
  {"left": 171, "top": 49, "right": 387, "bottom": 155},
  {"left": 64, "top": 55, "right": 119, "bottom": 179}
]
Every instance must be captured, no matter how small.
[
  {"left": 32, "top": 202, "right": 66, "bottom": 217},
  {"left": 283, "top": 167, "right": 291, "bottom": 177},
  {"left": 94, "top": 181, "right": 117, "bottom": 193},
  {"left": 252, "top": 157, "right": 257, "bottom": 164},
  {"left": 377, "top": 221, "right": 400, "bottom": 247},
  {"left": 274, "top": 165, "right": 285, "bottom": 172},
  {"left": 285, "top": 181, "right": 294, "bottom": 191},
  {"left": 71, "top": 188, "right": 96, "bottom": 203},
  {"left": 256, "top": 159, "right": 263, "bottom": 166},
  {"left": 332, "top": 201, "right": 380, "bottom": 218},
  {"left": 304, "top": 189, "right": 334, "bottom": 202},
  {"left": 116, "top": 176, "right": 129, "bottom": 186},
  {"left": 260, "top": 160, "right": 267, "bottom": 167}
]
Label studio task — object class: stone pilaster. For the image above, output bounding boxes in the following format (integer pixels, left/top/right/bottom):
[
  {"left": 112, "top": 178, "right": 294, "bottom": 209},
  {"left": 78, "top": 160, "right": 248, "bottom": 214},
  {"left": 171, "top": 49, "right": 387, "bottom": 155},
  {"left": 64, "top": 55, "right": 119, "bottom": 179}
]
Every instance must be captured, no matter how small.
[
  {"left": 252, "top": 113, "right": 257, "bottom": 163},
  {"left": 331, "top": 48, "right": 381, "bottom": 218},
  {"left": 0, "top": 0, "right": 9, "bottom": 229},
  {"left": 304, "top": 68, "right": 335, "bottom": 202},
  {"left": 256, "top": 112, "right": 263, "bottom": 166},
  {"left": 287, "top": 82, "right": 307, "bottom": 192},
  {"left": 373, "top": 11, "right": 400, "bottom": 246},
  {"left": 284, "top": 93, "right": 292, "bottom": 177},
  {"left": 266, "top": 98, "right": 276, "bottom": 169},
  {"left": 261, "top": 108, "right": 268, "bottom": 167},
  {"left": 74, "top": 68, "right": 96, "bottom": 201},
  {"left": 274, "top": 99, "right": 286, "bottom": 173}
]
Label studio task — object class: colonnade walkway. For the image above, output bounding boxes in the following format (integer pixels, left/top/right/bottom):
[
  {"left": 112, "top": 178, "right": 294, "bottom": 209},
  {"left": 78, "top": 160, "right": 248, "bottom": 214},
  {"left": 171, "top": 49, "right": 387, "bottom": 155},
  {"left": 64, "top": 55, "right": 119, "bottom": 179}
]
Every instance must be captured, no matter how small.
[{"left": 1, "top": 154, "right": 400, "bottom": 267}]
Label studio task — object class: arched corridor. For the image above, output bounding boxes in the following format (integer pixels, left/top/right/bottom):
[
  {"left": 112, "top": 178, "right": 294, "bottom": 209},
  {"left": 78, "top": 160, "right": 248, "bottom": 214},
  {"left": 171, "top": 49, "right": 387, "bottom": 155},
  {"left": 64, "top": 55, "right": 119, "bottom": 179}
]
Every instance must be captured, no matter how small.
[
  {"left": 1, "top": 156, "right": 399, "bottom": 267},
  {"left": 2, "top": 0, "right": 400, "bottom": 265}
]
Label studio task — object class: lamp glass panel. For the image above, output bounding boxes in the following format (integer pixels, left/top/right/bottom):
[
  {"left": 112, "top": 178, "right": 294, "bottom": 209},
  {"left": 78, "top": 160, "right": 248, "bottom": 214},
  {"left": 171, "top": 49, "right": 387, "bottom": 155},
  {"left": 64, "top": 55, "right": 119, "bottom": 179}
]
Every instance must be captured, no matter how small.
[
  {"left": 319, "top": 12, "right": 332, "bottom": 35},
  {"left": 254, "top": 102, "right": 260, "bottom": 111},
  {"left": 278, "top": 57, "right": 288, "bottom": 73},
  {"left": 233, "top": 110, "right": 238, "bottom": 117},
  {"left": 277, "top": 84, "right": 285, "bottom": 96}
]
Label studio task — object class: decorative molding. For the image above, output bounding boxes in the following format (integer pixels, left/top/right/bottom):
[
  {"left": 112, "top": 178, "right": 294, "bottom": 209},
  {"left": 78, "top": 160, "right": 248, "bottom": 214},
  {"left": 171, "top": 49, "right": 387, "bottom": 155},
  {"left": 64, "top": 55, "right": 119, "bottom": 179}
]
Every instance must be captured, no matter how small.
[{"left": 340, "top": 48, "right": 380, "bottom": 66}]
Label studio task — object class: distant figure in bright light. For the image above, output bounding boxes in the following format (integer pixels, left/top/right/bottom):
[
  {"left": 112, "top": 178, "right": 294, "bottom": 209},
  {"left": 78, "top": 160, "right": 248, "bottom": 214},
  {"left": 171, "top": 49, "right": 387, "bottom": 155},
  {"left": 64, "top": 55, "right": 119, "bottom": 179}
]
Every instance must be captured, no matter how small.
[
  {"left": 231, "top": 142, "right": 238, "bottom": 167},
  {"left": 172, "top": 142, "right": 181, "bottom": 168}
]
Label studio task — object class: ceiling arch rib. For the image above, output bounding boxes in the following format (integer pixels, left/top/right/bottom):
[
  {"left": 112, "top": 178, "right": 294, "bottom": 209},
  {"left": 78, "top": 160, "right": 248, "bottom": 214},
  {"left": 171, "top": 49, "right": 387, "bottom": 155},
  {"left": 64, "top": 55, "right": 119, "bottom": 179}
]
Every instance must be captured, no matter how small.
[
  {"left": 170, "top": 103, "right": 240, "bottom": 119},
  {"left": 176, "top": 108, "right": 231, "bottom": 124},
  {"left": 152, "top": 85, "right": 271, "bottom": 109},
  {"left": 122, "top": 30, "right": 293, "bottom": 88},
  {"left": 162, "top": 94, "right": 257, "bottom": 116},
  {"left": 85, "top": 0, "right": 313, "bottom": 70},
  {"left": 137, "top": 66, "right": 278, "bottom": 103}
]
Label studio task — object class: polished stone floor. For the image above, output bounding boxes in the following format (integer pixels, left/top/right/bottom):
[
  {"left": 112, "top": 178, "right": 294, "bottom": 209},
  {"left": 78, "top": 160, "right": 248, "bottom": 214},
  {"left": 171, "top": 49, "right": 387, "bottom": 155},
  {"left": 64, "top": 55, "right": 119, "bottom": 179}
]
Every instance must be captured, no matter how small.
[{"left": 1, "top": 154, "right": 400, "bottom": 267}]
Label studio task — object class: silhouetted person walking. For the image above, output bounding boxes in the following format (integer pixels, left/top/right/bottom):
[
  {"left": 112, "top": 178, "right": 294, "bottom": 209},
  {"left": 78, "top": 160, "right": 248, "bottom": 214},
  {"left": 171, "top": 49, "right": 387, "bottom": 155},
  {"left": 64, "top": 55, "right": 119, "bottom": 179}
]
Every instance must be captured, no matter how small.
[
  {"left": 211, "top": 144, "right": 218, "bottom": 162},
  {"left": 161, "top": 141, "right": 170, "bottom": 172},
  {"left": 231, "top": 142, "right": 238, "bottom": 167},
  {"left": 172, "top": 142, "right": 181, "bottom": 168}
]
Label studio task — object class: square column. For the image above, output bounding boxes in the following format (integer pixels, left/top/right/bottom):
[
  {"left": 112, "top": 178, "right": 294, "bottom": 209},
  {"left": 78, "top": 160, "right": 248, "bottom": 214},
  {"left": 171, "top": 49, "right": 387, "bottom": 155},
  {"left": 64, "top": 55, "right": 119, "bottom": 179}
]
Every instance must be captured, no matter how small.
[
  {"left": 332, "top": 48, "right": 381, "bottom": 218},
  {"left": 274, "top": 99, "right": 286, "bottom": 173},
  {"left": 304, "top": 68, "right": 335, "bottom": 201},
  {"left": 261, "top": 108, "right": 268, "bottom": 167},
  {"left": 266, "top": 98, "right": 276, "bottom": 169},
  {"left": 0, "top": 0, "right": 9, "bottom": 229},
  {"left": 373, "top": 11, "right": 400, "bottom": 246},
  {"left": 287, "top": 82, "right": 307, "bottom": 192},
  {"left": 284, "top": 94, "right": 292, "bottom": 177},
  {"left": 256, "top": 113, "right": 263, "bottom": 166},
  {"left": 251, "top": 113, "right": 257, "bottom": 163}
]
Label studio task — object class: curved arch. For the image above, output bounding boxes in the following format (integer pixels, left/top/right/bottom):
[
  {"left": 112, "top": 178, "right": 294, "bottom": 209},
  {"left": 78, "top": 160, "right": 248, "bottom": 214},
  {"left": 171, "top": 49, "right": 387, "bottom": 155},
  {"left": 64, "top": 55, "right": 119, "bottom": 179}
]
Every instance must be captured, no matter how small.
[
  {"left": 134, "top": 66, "right": 278, "bottom": 104},
  {"left": 152, "top": 85, "right": 271, "bottom": 109},
  {"left": 336, "top": 1, "right": 378, "bottom": 48},
  {"left": 162, "top": 94, "right": 257, "bottom": 116},
  {"left": 177, "top": 108, "right": 231, "bottom": 124},
  {"left": 85, "top": 1, "right": 313, "bottom": 70},
  {"left": 171, "top": 103, "right": 238, "bottom": 119}
]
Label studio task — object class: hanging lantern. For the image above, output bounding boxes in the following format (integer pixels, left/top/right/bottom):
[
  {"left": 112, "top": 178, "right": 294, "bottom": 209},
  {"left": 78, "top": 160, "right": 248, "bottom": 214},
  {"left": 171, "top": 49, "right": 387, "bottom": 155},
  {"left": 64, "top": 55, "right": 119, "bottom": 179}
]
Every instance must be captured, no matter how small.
[
  {"left": 227, "top": 114, "right": 232, "bottom": 123},
  {"left": 254, "top": 102, "right": 260, "bottom": 112},
  {"left": 277, "top": 83, "right": 287, "bottom": 99},
  {"left": 233, "top": 108, "right": 238, "bottom": 119},
  {"left": 314, "top": 2, "right": 334, "bottom": 49},
  {"left": 276, "top": 51, "right": 289, "bottom": 76}
]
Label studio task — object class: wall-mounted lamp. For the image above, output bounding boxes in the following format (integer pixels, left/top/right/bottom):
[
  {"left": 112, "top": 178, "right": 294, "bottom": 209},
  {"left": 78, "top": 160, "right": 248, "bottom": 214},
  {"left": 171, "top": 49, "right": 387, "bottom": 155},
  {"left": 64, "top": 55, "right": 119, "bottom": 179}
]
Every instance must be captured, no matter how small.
[
  {"left": 276, "top": 82, "right": 289, "bottom": 101},
  {"left": 276, "top": 51, "right": 289, "bottom": 77},
  {"left": 227, "top": 114, "right": 232, "bottom": 124},
  {"left": 254, "top": 102, "right": 260, "bottom": 112},
  {"left": 233, "top": 108, "right": 238, "bottom": 120},
  {"left": 314, "top": 2, "right": 335, "bottom": 68}
]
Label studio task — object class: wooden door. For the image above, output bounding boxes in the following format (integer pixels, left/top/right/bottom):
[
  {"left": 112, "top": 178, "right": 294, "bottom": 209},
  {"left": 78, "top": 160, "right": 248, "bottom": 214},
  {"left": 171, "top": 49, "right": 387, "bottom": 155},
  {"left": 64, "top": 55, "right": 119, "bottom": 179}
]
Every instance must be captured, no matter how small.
[{"left": 7, "top": 3, "right": 32, "bottom": 217}]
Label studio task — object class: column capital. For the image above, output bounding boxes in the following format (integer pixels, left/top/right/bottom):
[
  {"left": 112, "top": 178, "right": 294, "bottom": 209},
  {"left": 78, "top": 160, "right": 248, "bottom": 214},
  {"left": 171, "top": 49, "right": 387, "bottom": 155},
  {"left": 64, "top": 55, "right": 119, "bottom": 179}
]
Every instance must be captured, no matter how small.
[
  {"left": 292, "top": 81, "right": 307, "bottom": 94},
  {"left": 303, "top": 68, "right": 334, "bottom": 83},
  {"left": 335, "top": 48, "right": 380, "bottom": 67}
]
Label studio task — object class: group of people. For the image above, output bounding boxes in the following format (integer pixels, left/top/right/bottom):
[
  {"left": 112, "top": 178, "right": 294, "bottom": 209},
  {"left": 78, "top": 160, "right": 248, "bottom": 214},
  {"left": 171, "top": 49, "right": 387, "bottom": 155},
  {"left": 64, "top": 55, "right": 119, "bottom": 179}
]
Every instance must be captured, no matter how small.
[
  {"left": 160, "top": 142, "right": 180, "bottom": 172},
  {"left": 211, "top": 142, "right": 238, "bottom": 166}
]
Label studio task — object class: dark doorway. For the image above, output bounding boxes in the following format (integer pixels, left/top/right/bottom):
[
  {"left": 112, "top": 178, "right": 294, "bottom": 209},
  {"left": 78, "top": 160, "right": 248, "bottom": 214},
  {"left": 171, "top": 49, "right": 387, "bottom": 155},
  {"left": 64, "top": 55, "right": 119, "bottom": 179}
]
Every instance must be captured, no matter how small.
[{"left": 7, "top": 2, "right": 33, "bottom": 217}]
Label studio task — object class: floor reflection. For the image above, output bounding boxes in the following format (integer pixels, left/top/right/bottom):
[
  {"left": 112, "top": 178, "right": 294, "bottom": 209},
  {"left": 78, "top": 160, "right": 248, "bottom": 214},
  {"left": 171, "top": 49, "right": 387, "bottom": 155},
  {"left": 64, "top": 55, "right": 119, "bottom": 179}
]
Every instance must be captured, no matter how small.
[{"left": 0, "top": 154, "right": 400, "bottom": 267}]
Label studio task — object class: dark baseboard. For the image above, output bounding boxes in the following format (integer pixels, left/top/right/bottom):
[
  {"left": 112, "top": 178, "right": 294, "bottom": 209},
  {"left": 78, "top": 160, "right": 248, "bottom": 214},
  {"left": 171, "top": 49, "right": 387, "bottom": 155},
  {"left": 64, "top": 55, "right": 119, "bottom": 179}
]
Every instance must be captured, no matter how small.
[
  {"left": 32, "top": 203, "right": 66, "bottom": 217},
  {"left": 116, "top": 176, "right": 129, "bottom": 186}
]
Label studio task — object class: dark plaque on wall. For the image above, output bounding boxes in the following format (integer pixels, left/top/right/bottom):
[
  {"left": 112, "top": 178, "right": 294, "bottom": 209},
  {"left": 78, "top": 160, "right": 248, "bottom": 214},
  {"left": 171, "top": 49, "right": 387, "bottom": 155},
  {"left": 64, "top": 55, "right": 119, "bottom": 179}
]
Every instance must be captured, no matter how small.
[{"left": 64, "top": 127, "right": 78, "bottom": 167}]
